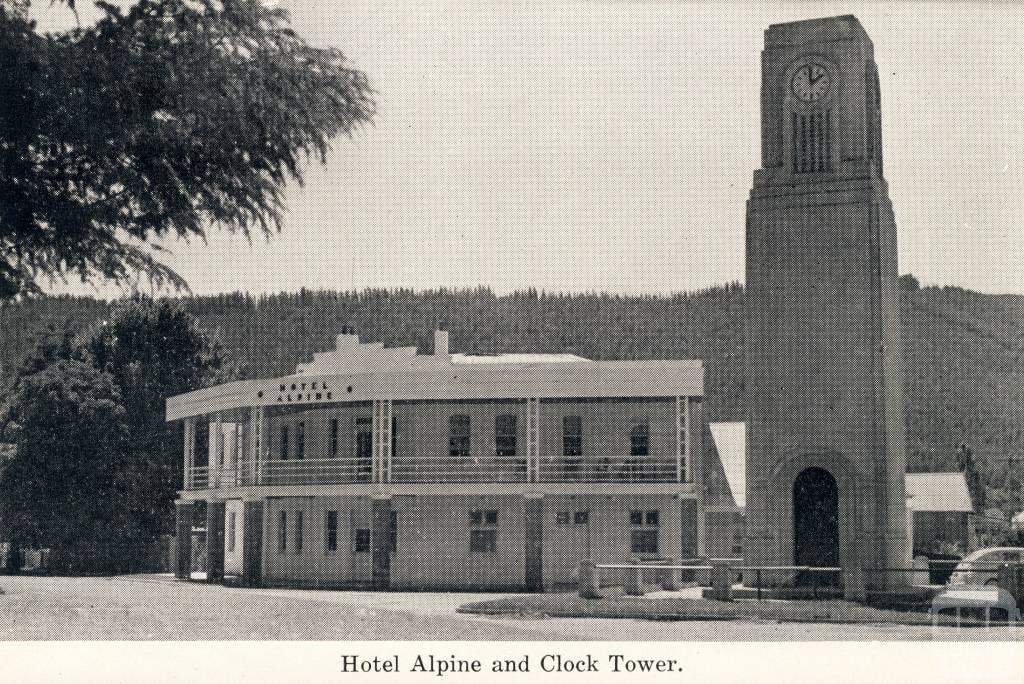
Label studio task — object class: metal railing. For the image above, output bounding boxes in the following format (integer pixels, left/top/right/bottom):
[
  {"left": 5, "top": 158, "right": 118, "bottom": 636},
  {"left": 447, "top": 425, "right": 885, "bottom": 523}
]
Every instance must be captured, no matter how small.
[
  {"left": 262, "top": 458, "right": 371, "bottom": 485},
  {"left": 539, "top": 456, "right": 679, "bottom": 483},
  {"left": 186, "top": 453, "right": 689, "bottom": 489},
  {"left": 733, "top": 565, "right": 843, "bottom": 600},
  {"left": 391, "top": 456, "right": 527, "bottom": 483},
  {"left": 580, "top": 560, "right": 844, "bottom": 600},
  {"left": 187, "top": 458, "right": 371, "bottom": 488},
  {"left": 581, "top": 559, "right": 1019, "bottom": 601}
]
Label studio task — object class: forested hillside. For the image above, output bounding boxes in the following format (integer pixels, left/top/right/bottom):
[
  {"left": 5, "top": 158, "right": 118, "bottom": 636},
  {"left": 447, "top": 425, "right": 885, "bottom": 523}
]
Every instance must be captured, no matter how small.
[{"left": 1, "top": 283, "right": 1021, "bottom": 510}]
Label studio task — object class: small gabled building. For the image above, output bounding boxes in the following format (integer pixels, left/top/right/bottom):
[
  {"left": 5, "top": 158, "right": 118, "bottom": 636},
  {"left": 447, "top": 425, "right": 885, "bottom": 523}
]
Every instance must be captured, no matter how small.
[{"left": 905, "top": 472, "right": 976, "bottom": 555}]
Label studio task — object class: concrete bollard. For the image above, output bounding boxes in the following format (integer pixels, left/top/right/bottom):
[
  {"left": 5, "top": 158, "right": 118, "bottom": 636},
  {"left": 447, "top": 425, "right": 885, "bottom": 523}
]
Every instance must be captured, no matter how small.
[
  {"left": 710, "top": 561, "right": 733, "bottom": 601},
  {"left": 578, "top": 561, "right": 603, "bottom": 599},
  {"left": 912, "top": 555, "right": 930, "bottom": 586},
  {"left": 661, "top": 557, "right": 682, "bottom": 591},
  {"left": 624, "top": 566, "right": 646, "bottom": 596},
  {"left": 843, "top": 565, "right": 866, "bottom": 603}
]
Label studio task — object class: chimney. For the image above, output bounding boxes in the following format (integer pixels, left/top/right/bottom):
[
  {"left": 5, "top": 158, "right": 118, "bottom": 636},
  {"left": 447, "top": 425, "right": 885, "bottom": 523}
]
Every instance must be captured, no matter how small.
[
  {"left": 336, "top": 325, "right": 359, "bottom": 349},
  {"left": 434, "top": 330, "right": 449, "bottom": 356}
]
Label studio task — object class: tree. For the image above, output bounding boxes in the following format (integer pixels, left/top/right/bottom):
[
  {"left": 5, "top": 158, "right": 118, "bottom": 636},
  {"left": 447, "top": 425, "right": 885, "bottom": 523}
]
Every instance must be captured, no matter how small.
[
  {"left": 0, "top": 0, "right": 374, "bottom": 299},
  {"left": 83, "top": 295, "right": 230, "bottom": 559},
  {"left": 899, "top": 273, "right": 921, "bottom": 292},
  {"left": 0, "top": 359, "right": 129, "bottom": 572},
  {"left": 0, "top": 295, "right": 227, "bottom": 572}
]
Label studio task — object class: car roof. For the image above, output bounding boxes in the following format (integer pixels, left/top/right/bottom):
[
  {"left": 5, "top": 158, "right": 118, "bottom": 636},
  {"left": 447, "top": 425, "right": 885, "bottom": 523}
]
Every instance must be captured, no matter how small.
[{"left": 962, "top": 547, "right": 1024, "bottom": 561}]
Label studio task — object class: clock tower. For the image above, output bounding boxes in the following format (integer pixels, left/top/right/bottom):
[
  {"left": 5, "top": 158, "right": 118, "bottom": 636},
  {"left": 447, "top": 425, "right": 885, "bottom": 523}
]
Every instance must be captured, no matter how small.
[{"left": 744, "top": 16, "right": 908, "bottom": 589}]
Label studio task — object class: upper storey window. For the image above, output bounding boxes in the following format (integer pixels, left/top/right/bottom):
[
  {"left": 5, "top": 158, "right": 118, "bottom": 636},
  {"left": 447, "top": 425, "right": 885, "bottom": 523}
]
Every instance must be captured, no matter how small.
[
  {"left": 450, "top": 415, "right": 470, "bottom": 458},
  {"left": 355, "top": 416, "right": 372, "bottom": 482},
  {"left": 495, "top": 414, "right": 517, "bottom": 458},
  {"left": 630, "top": 423, "right": 649, "bottom": 457},
  {"left": 563, "top": 416, "right": 582, "bottom": 458}
]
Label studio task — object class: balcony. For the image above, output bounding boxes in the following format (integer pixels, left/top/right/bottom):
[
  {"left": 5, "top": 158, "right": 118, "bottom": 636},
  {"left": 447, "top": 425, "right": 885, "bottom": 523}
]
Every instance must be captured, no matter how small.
[{"left": 185, "top": 453, "right": 686, "bottom": 490}]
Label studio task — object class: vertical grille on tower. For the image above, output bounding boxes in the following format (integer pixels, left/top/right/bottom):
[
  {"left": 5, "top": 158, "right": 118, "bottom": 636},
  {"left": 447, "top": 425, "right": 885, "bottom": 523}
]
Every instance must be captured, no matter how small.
[{"left": 791, "top": 109, "right": 832, "bottom": 173}]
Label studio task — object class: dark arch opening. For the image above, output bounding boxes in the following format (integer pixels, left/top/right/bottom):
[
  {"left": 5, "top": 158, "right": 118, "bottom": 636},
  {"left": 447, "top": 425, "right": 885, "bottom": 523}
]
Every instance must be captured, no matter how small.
[{"left": 793, "top": 467, "right": 839, "bottom": 586}]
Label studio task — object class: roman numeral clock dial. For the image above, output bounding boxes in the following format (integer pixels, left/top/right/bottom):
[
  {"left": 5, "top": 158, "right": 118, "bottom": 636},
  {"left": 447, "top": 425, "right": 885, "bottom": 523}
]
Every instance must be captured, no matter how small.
[{"left": 791, "top": 63, "right": 830, "bottom": 102}]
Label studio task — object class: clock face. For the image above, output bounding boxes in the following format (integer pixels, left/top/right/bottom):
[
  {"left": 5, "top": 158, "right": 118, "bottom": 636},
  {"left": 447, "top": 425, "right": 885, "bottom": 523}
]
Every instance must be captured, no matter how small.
[{"left": 791, "top": 63, "right": 830, "bottom": 102}]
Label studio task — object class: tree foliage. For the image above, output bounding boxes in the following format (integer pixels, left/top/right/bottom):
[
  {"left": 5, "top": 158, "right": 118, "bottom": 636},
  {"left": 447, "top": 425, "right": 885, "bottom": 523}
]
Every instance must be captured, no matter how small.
[
  {"left": 0, "top": 0, "right": 374, "bottom": 299},
  {"left": 0, "top": 295, "right": 226, "bottom": 572},
  {"left": 0, "top": 358, "right": 128, "bottom": 571},
  {"left": 85, "top": 296, "right": 230, "bottom": 551}
]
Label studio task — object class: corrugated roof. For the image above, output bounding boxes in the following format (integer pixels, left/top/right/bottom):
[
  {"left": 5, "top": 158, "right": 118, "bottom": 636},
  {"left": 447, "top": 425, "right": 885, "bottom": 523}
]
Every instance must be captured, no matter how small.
[
  {"left": 710, "top": 422, "right": 746, "bottom": 508},
  {"left": 905, "top": 472, "right": 974, "bottom": 512}
]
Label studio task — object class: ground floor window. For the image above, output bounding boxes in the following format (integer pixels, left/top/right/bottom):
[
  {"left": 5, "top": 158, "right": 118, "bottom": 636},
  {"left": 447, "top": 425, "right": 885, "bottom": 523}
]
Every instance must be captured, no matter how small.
[
  {"left": 469, "top": 509, "right": 498, "bottom": 525},
  {"left": 295, "top": 510, "right": 304, "bottom": 554},
  {"left": 469, "top": 509, "right": 498, "bottom": 553},
  {"left": 278, "top": 511, "right": 287, "bottom": 553},
  {"left": 325, "top": 511, "right": 338, "bottom": 553},
  {"left": 353, "top": 528, "right": 371, "bottom": 553},
  {"left": 556, "top": 510, "right": 589, "bottom": 525},
  {"left": 631, "top": 530, "right": 659, "bottom": 554},
  {"left": 629, "top": 509, "right": 659, "bottom": 554},
  {"left": 389, "top": 511, "right": 398, "bottom": 553},
  {"left": 470, "top": 530, "right": 497, "bottom": 553}
]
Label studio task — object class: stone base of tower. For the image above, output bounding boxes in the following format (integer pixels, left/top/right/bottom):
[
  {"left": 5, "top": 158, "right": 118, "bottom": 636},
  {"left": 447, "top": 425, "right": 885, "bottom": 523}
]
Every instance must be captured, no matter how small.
[{"left": 743, "top": 529, "right": 911, "bottom": 592}]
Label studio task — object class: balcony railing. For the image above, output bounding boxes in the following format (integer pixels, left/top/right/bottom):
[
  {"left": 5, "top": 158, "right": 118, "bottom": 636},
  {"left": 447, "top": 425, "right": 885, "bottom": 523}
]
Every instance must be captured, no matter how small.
[
  {"left": 538, "top": 456, "right": 678, "bottom": 483},
  {"left": 391, "top": 455, "right": 528, "bottom": 483},
  {"left": 185, "top": 454, "right": 686, "bottom": 490}
]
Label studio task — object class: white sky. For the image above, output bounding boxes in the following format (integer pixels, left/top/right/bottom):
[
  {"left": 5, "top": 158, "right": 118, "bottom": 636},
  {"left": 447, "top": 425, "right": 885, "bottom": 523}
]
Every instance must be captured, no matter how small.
[{"left": 33, "top": 1, "right": 1024, "bottom": 297}]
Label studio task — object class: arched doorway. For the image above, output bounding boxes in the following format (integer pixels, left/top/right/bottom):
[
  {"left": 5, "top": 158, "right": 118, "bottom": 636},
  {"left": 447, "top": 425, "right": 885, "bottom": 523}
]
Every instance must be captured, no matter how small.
[{"left": 793, "top": 467, "right": 839, "bottom": 584}]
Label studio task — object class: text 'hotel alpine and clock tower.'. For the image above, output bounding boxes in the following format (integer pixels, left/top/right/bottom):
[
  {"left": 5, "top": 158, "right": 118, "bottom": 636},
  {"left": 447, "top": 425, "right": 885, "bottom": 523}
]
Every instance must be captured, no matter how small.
[{"left": 744, "top": 16, "right": 909, "bottom": 588}]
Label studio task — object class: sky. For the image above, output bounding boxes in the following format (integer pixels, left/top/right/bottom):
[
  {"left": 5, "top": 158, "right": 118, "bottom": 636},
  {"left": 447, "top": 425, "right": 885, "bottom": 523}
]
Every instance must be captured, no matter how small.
[{"left": 31, "top": 1, "right": 1024, "bottom": 297}]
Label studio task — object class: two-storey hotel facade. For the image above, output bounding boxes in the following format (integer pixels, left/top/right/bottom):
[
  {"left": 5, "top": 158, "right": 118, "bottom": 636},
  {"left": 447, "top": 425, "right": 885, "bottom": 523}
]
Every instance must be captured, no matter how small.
[{"left": 168, "top": 331, "right": 704, "bottom": 591}]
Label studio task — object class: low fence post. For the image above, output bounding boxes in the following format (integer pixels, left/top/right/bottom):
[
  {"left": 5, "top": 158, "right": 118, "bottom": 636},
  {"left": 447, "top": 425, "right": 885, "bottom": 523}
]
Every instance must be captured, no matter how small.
[
  {"left": 843, "top": 564, "right": 866, "bottom": 603},
  {"left": 710, "top": 560, "right": 733, "bottom": 601},
  {"left": 661, "top": 557, "right": 681, "bottom": 591},
  {"left": 578, "top": 561, "right": 602, "bottom": 599},
  {"left": 624, "top": 565, "right": 645, "bottom": 596}
]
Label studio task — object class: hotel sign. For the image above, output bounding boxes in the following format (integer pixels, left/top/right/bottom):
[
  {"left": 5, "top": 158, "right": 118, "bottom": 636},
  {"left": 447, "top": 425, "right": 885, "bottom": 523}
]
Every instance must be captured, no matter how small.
[{"left": 257, "top": 380, "right": 337, "bottom": 404}]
